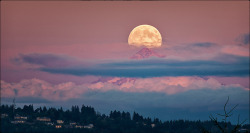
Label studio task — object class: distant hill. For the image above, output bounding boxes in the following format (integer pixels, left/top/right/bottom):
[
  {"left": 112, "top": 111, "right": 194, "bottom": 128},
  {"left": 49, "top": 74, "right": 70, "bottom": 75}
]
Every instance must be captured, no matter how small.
[{"left": 1, "top": 104, "right": 249, "bottom": 133}]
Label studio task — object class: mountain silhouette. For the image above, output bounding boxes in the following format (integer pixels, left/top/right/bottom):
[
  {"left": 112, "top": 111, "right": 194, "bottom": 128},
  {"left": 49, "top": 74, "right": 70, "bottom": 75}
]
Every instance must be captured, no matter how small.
[{"left": 130, "top": 48, "right": 165, "bottom": 59}]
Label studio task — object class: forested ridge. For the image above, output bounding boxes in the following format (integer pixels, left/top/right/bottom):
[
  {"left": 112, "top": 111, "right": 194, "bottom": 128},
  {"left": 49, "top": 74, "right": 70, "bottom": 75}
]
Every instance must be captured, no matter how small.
[{"left": 1, "top": 104, "right": 249, "bottom": 133}]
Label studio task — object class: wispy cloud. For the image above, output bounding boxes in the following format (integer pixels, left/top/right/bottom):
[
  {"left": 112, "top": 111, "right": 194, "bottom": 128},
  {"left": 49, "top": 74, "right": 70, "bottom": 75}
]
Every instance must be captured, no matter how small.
[
  {"left": 13, "top": 53, "right": 86, "bottom": 68},
  {"left": 164, "top": 41, "right": 249, "bottom": 60},
  {"left": 191, "top": 42, "right": 217, "bottom": 47},
  {"left": 236, "top": 33, "right": 249, "bottom": 45}
]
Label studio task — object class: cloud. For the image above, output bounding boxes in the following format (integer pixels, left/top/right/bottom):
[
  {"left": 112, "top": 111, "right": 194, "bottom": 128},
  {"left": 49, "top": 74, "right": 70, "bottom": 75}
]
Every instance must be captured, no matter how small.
[
  {"left": 162, "top": 42, "right": 222, "bottom": 60},
  {"left": 88, "top": 76, "right": 249, "bottom": 95},
  {"left": 164, "top": 41, "right": 249, "bottom": 60},
  {"left": 236, "top": 33, "right": 249, "bottom": 45},
  {"left": 13, "top": 53, "right": 86, "bottom": 68},
  {"left": 221, "top": 46, "right": 249, "bottom": 57},
  {"left": 1, "top": 79, "right": 89, "bottom": 101},
  {"left": 12, "top": 47, "right": 249, "bottom": 78},
  {"left": 191, "top": 42, "right": 217, "bottom": 47},
  {"left": 1, "top": 77, "right": 248, "bottom": 101},
  {"left": 40, "top": 55, "right": 249, "bottom": 77},
  {"left": 220, "top": 33, "right": 249, "bottom": 57}
]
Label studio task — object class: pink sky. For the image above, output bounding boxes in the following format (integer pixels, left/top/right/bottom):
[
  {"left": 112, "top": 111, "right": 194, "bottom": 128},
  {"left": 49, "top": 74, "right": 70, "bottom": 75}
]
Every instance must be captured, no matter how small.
[
  {"left": 1, "top": 1, "right": 249, "bottom": 96},
  {"left": 1, "top": 2, "right": 249, "bottom": 122}
]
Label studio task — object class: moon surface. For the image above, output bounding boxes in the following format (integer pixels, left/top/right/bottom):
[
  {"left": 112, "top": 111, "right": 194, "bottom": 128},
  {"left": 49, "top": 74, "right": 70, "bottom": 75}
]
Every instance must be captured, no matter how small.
[{"left": 128, "top": 25, "right": 162, "bottom": 48}]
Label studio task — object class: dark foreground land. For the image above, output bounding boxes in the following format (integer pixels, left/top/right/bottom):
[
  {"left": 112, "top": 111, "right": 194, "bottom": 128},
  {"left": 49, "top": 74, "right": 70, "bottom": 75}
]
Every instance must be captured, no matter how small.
[{"left": 1, "top": 104, "right": 249, "bottom": 133}]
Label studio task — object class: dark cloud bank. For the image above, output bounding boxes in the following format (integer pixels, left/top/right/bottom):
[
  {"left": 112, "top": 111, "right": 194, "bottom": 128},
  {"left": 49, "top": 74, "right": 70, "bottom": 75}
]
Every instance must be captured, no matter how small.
[
  {"left": 13, "top": 53, "right": 249, "bottom": 77},
  {"left": 41, "top": 56, "right": 249, "bottom": 77}
]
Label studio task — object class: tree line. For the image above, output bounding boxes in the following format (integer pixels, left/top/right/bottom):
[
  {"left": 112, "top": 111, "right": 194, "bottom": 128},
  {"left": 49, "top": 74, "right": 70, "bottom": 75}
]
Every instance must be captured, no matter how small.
[{"left": 1, "top": 104, "right": 249, "bottom": 133}]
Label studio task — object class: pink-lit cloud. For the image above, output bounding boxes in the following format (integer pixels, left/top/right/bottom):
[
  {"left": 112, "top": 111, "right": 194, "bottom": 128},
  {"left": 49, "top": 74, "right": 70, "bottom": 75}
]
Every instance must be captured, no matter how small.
[
  {"left": 1, "top": 79, "right": 88, "bottom": 101},
  {"left": 221, "top": 45, "right": 249, "bottom": 57},
  {"left": 2, "top": 77, "right": 248, "bottom": 101},
  {"left": 160, "top": 41, "right": 249, "bottom": 61},
  {"left": 88, "top": 77, "right": 248, "bottom": 94}
]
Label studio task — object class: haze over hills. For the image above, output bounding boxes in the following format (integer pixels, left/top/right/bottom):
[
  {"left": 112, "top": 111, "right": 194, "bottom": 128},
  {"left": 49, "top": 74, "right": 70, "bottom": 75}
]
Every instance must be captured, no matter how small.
[{"left": 130, "top": 48, "right": 165, "bottom": 59}]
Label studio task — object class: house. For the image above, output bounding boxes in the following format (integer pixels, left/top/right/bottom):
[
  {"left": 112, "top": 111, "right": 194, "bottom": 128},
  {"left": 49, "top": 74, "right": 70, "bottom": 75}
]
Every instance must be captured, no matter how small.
[
  {"left": 75, "top": 125, "right": 84, "bottom": 128},
  {"left": 36, "top": 117, "right": 51, "bottom": 122},
  {"left": 70, "top": 122, "right": 76, "bottom": 126},
  {"left": 11, "top": 114, "right": 27, "bottom": 124},
  {"left": 11, "top": 120, "right": 26, "bottom": 124},
  {"left": 69, "top": 122, "right": 77, "bottom": 128},
  {"left": 55, "top": 125, "right": 62, "bottom": 128},
  {"left": 151, "top": 124, "right": 156, "bottom": 128},
  {"left": 56, "top": 120, "right": 64, "bottom": 124},
  {"left": 14, "top": 114, "right": 27, "bottom": 120},
  {"left": 84, "top": 124, "right": 94, "bottom": 129},
  {"left": 45, "top": 122, "right": 54, "bottom": 126},
  {"left": 1, "top": 114, "right": 8, "bottom": 118},
  {"left": 238, "top": 128, "right": 249, "bottom": 133}
]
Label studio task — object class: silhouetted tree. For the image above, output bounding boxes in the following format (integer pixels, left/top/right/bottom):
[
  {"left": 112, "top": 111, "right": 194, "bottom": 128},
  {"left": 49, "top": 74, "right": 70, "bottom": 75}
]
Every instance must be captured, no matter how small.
[{"left": 202, "top": 96, "right": 247, "bottom": 133}]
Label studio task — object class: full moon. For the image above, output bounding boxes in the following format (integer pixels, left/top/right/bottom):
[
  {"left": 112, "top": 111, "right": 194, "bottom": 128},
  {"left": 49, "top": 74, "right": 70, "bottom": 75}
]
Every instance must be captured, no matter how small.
[{"left": 128, "top": 25, "right": 162, "bottom": 48}]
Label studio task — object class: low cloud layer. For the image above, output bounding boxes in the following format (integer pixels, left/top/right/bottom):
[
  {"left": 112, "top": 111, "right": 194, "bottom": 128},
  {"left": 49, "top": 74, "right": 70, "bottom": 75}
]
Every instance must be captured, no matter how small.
[
  {"left": 1, "top": 79, "right": 87, "bottom": 101},
  {"left": 1, "top": 77, "right": 248, "bottom": 101}
]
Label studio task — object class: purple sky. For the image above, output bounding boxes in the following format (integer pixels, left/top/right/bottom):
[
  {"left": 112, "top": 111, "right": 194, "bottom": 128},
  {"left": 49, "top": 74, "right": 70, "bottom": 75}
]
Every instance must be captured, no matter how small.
[{"left": 1, "top": 1, "right": 249, "bottom": 123}]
